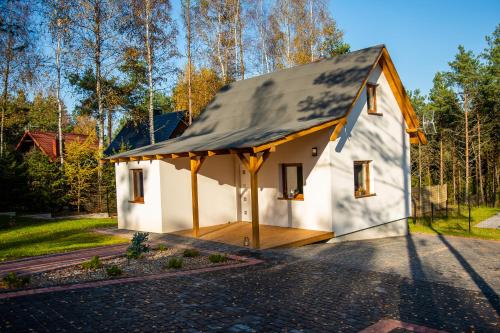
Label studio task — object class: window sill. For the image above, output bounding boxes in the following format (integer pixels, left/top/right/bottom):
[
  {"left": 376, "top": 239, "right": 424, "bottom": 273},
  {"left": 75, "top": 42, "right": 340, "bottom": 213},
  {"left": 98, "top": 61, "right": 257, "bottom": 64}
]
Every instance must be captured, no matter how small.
[
  {"left": 354, "top": 193, "right": 376, "bottom": 199},
  {"left": 278, "top": 195, "right": 304, "bottom": 201},
  {"left": 128, "top": 199, "right": 145, "bottom": 204},
  {"left": 368, "top": 112, "right": 383, "bottom": 116}
]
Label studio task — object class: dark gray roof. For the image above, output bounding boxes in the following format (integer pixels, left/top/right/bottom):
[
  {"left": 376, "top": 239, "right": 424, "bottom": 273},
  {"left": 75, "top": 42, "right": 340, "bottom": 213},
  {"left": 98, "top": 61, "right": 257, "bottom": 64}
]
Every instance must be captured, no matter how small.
[
  {"left": 104, "top": 112, "right": 185, "bottom": 156},
  {"left": 110, "top": 45, "right": 384, "bottom": 158}
]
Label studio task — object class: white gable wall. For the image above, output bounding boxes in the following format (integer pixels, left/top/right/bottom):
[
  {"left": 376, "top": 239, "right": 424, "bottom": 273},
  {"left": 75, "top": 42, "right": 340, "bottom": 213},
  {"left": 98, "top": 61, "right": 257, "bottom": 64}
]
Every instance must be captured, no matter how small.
[{"left": 329, "top": 64, "right": 411, "bottom": 237}]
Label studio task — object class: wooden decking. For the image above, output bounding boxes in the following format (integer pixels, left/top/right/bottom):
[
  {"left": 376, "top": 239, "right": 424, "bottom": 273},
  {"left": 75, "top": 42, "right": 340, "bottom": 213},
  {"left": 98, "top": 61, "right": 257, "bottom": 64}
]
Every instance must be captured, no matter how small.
[{"left": 172, "top": 222, "right": 334, "bottom": 249}]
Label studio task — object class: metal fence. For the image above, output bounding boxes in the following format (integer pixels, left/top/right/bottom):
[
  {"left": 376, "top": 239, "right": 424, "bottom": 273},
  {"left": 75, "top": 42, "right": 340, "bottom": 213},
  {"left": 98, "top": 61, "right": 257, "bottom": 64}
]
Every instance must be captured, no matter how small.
[{"left": 412, "top": 184, "right": 448, "bottom": 218}]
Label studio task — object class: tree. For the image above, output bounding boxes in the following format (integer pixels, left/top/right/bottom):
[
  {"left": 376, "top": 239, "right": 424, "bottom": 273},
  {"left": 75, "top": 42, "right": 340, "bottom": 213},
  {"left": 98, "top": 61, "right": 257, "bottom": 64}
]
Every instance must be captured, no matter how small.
[
  {"left": 44, "top": 0, "right": 74, "bottom": 165},
  {"left": 172, "top": 67, "right": 224, "bottom": 118},
  {"left": 0, "top": 0, "right": 39, "bottom": 157},
  {"left": 25, "top": 149, "right": 66, "bottom": 212},
  {"left": 267, "top": 0, "right": 348, "bottom": 69},
  {"left": 446, "top": 46, "right": 482, "bottom": 204},
  {"left": 70, "top": 0, "right": 119, "bottom": 155},
  {"left": 119, "top": 0, "right": 177, "bottom": 144},
  {"left": 64, "top": 134, "right": 99, "bottom": 212}
]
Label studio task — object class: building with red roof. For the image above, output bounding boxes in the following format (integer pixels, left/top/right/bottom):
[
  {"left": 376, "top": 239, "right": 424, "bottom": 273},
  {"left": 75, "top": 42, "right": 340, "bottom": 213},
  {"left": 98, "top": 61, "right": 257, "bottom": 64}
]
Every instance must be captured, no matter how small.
[{"left": 16, "top": 130, "right": 96, "bottom": 161}]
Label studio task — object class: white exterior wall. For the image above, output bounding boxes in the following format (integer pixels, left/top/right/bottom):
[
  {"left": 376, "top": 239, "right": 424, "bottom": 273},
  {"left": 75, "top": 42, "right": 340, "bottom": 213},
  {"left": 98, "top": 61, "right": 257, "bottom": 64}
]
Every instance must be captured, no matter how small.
[
  {"left": 329, "top": 64, "right": 411, "bottom": 237},
  {"left": 159, "top": 155, "right": 237, "bottom": 232},
  {"left": 115, "top": 160, "right": 164, "bottom": 233},
  {"left": 115, "top": 155, "right": 237, "bottom": 233},
  {"left": 255, "top": 128, "right": 334, "bottom": 231}
]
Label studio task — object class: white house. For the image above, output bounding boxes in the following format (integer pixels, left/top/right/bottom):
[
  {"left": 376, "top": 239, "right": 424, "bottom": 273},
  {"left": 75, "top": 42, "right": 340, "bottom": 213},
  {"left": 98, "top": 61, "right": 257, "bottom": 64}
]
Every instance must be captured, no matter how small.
[{"left": 107, "top": 45, "right": 426, "bottom": 248}]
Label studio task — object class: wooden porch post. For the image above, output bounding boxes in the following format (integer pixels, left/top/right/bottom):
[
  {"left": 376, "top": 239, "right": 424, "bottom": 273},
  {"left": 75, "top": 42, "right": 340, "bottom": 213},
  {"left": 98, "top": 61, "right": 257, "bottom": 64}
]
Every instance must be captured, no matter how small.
[
  {"left": 237, "top": 150, "right": 271, "bottom": 249},
  {"left": 190, "top": 156, "right": 205, "bottom": 237},
  {"left": 249, "top": 154, "right": 260, "bottom": 248}
]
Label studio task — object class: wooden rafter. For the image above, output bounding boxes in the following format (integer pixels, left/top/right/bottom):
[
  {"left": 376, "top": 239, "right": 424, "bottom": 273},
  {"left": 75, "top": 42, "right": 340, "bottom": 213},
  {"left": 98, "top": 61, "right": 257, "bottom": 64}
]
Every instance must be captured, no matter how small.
[{"left": 330, "top": 117, "right": 347, "bottom": 141}]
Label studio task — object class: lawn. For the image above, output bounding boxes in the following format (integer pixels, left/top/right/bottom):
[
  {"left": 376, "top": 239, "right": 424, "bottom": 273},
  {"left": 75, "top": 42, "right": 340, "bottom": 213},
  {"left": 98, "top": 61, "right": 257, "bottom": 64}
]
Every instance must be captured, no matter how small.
[
  {"left": 0, "top": 216, "right": 128, "bottom": 262},
  {"left": 409, "top": 206, "right": 500, "bottom": 241}
]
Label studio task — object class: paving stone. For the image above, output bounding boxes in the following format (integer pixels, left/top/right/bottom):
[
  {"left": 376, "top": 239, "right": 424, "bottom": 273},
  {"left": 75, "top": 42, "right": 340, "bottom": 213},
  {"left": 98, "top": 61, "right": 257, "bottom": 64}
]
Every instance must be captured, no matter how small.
[{"left": 0, "top": 234, "right": 499, "bottom": 332}]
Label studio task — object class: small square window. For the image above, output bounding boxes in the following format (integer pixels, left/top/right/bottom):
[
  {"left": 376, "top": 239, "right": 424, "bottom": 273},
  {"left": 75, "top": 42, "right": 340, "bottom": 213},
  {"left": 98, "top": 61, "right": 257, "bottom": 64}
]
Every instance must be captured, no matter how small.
[
  {"left": 281, "top": 163, "right": 304, "bottom": 200},
  {"left": 130, "top": 169, "right": 144, "bottom": 203},
  {"left": 367, "top": 83, "right": 378, "bottom": 114},
  {"left": 354, "top": 161, "right": 374, "bottom": 198}
]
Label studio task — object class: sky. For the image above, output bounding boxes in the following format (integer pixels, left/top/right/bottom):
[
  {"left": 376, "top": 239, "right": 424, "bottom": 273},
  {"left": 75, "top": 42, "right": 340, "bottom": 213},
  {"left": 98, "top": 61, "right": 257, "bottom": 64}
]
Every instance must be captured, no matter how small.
[
  {"left": 63, "top": 0, "right": 499, "bottom": 114},
  {"left": 328, "top": 0, "right": 499, "bottom": 94}
]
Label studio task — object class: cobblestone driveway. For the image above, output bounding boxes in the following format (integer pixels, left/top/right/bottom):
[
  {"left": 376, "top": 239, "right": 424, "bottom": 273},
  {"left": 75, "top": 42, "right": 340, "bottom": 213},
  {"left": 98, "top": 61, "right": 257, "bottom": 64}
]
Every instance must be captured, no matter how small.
[{"left": 0, "top": 233, "right": 498, "bottom": 332}]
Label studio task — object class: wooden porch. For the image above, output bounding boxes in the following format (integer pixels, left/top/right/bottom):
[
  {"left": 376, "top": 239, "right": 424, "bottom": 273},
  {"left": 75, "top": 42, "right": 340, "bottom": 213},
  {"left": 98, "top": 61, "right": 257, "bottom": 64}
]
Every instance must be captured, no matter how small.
[{"left": 172, "top": 222, "right": 334, "bottom": 250}]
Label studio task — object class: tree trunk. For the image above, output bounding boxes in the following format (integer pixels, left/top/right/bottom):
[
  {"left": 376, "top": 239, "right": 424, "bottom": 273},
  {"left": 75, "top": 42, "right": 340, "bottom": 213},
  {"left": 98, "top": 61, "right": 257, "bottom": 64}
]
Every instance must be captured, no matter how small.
[
  {"left": 186, "top": 0, "right": 193, "bottom": 125},
  {"left": 477, "top": 112, "right": 484, "bottom": 204},
  {"left": 237, "top": 0, "right": 244, "bottom": 79},
  {"left": 285, "top": 0, "right": 291, "bottom": 67},
  {"left": 452, "top": 141, "right": 456, "bottom": 205},
  {"left": 464, "top": 94, "right": 469, "bottom": 204},
  {"left": 107, "top": 109, "right": 112, "bottom": 145},
  {"left": 439, "top": 138, "right": 443, "bottom": 185},
  {"left": 309, "top": 0, "right": 314, "bottom": 62},
  {"left": 93, "top": 1, "right": 104, "bottom": 212},
  {"left": 216, "top": 9, "right": 226, "bottom": 82},
  {"left": 418, "top": 143, "right": 422, "bottom": 215},
  {"left": 145, "top": 0, "right": 155, "bottom": 144},
  {"left": 56, "top": 20, "right": 64, "bottom": 165},
  {"left": 94, "top": 2, "right": 104, "bottom": 154},
  {"left": 1, "top": 35, "right": 12, "bottom": 158}
]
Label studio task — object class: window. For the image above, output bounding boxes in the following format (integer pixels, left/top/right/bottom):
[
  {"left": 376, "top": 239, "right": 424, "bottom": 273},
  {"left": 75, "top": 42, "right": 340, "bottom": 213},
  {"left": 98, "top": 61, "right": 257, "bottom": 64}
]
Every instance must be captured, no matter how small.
[
  {"left": 130, "top": 169, "right": 144, "bottom": 203},
  {"left": 281, "top": 163, "right": 304, "bottom": 200},
  {"left": 354, "top": 161, "right": 374, "bottom": 198},
  {"left": 366, "top": 83, "right": 379, "bottom": 114}
]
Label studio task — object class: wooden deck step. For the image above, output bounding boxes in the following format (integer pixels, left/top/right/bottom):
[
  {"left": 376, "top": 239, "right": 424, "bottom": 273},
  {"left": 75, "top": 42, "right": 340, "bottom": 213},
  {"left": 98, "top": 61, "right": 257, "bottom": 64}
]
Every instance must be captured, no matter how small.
[{"left": 172, "top": 222, "right": 334, "bottom": 249}]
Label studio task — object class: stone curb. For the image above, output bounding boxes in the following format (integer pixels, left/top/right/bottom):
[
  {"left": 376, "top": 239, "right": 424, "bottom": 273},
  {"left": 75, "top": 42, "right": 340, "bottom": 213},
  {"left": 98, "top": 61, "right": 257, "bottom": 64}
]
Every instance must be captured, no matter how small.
[
  {"left": 0, "top": 254, "right": 263, "bottom": 300},
  {"left": 359, "top": 318, "right": 448, "bottom": 333}
]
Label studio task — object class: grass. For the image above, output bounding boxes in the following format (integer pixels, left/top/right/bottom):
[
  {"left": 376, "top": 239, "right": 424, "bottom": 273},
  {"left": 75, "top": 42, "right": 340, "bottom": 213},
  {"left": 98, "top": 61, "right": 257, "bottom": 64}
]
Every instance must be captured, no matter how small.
[
  {"left": 0, "top": 216, "right": 128, "bottom": 262},
  {"left": 409, "top": 206, "right": 500, "bottom": 241}
]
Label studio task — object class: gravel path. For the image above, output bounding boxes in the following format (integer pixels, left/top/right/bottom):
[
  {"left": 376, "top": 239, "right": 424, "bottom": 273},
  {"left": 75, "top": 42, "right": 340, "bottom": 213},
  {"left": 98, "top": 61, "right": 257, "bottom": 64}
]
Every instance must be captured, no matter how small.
[{"left": 476, "top": 213, "right": 500, "bottom": 229}]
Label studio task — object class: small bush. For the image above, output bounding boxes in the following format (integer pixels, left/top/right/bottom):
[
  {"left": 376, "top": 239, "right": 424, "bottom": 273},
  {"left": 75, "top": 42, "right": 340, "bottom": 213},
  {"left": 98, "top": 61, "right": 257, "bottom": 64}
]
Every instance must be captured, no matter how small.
[
  {"left": 2, "top": 272, "right": 30, "bottom": 289},
  {"left": 182, "top": 248, "right": 199, "bottom": 258},
  {"left": 106, "top": 265, "right": 123, "bottom": 277},
  {"left": 127, "top": 232, "right": 150, "bottom": 259},
  {"left": 82, "top": 256, "right": 102, "bottom": 270},
  {"left": 157, "top": 244, "right": 167, "bottom": 252},
  {"left": 208, "top": 254, "right": 228, "bottom": 263},
  {"left": 166, "top": 258, "right": 183, "bottom": 269}
]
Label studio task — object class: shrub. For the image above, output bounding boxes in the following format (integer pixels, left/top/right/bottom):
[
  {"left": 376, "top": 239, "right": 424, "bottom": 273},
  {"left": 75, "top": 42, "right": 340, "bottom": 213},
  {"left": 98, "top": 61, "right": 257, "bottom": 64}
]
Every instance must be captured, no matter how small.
[
  {"left": 127, "top": 232, "right": 150, "bottom": 259},
  {"left": 157, "top": 244, "right": 167, "bottom": 252},
  {"left": 106, "top": 265, "right": 123, "bottom": 277},
  {"left": 82, "top": 256, "right": 102, "bottom": 270},
  {"left": 208, "top": 254, "right": 228, "bottom": 263},
  {"left": 166, "top": 258, "right": 183, "bottom": 269},
  {"left": 2, "top": 272, "right": 30, "bottom": 289},
  {"left": 182, "top": 248, "right": 199, "bottom": 258}
]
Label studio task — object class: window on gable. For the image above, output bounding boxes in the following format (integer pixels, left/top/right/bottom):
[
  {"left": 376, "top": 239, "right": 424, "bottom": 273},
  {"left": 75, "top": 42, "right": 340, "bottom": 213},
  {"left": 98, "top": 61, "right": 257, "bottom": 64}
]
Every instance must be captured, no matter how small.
[
  {"left": 130, "top": 169, "right": 144, "bottom": 203},
  {"left": 354, "top": 161, "right": 374, "bottom": 198},
  {"left": 281, "top": 163, "right": 304, "bottom": 200},
  {"left": 367, "top": 83, "right": 379, "bottom": 114}
]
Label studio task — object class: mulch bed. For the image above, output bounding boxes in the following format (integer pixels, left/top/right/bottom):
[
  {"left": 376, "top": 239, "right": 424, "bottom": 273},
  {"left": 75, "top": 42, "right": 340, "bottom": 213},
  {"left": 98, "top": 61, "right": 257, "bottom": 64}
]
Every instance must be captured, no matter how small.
[{"left": 0, "top": 245, "right": 238, "bottom": 292}]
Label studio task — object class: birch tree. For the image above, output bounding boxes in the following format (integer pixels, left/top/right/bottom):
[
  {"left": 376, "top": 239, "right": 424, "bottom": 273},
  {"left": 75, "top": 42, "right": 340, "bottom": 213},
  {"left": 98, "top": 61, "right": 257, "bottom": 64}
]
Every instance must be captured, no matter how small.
[
  {"left": 45, "top": 0, "right": 73, "bottom": 165},
  {"left": 120, "top": 0, "right": 177, "bottom": 143}
]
